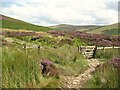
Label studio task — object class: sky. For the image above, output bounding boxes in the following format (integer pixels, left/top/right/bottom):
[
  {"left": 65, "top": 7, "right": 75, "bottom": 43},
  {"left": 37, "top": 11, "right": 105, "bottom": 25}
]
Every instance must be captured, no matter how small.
[{"left": 0, "top": 0, "right": 119, "bottom": 26}]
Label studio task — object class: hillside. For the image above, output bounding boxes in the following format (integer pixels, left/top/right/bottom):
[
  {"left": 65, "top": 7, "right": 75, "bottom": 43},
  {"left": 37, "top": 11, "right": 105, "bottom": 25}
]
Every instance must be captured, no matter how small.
[
  {"left": 0, "top": 14, "right": 52, "bottom": 32},
  {"left": 86, "top": 23, "right": 119, "bottom": 35},
  {"left": 49, "top": 24, "right": 100, "bottom": 31},
  {"left": 49, "top": 23, "right": 119, "bottom": 36}
]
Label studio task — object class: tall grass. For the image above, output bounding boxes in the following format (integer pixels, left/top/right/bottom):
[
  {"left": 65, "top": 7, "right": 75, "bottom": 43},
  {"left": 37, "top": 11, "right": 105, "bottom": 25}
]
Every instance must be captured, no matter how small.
[
  {"left": 50, "top": 45, "right": 88, "bottom": 75},
  {"left": 95, "top": 48, "right": 120, "bottom": 60},
  {"left": 83, "top": 63, "right": 118, "bottom": 88},
  {"left": 0, "top": 47, "right": 2, "bottom": 88},
  {"left": 2, "top": 45, "right": 88, "bottom": 88},
  {"left": 83, "top": 48, "right": 119, "bottom": 88},
  {"left": 2, "top": 47, "right": 59, "bottom": 88}
]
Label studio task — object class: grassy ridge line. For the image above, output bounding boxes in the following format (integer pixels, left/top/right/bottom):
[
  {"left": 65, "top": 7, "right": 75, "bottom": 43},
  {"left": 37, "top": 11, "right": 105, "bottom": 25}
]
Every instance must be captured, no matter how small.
[{"left": 1, "top": 15, "right": 52, "bottom": 32}]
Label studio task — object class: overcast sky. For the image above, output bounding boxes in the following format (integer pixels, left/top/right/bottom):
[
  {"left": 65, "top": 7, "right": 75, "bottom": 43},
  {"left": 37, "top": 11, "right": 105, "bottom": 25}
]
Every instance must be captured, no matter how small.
[{"left": 0, "top": 0, "right": 119, "bottom": 26}]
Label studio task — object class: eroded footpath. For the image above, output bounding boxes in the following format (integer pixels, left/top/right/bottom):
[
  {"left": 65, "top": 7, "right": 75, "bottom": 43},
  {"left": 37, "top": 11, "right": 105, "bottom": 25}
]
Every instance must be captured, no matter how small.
[{"left": 60, "top": 59, "right": 101, "bottom": 88}]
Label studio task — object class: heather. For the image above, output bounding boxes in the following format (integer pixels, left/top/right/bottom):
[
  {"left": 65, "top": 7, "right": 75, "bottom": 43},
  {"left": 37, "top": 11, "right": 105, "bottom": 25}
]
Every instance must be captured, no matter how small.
[
  {"left": 48, "top": 30, "right": 120, "bottom": 47},
  {"left": 108, "top": 56, "right": 120, "bottom": 70}
]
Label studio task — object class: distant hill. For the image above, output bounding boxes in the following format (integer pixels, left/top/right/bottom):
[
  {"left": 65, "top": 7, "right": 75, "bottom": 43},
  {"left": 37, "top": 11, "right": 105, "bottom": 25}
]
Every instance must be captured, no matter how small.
[
  {"left": 49, "top": 23, "right": 119, "bottom": 35},
  {"left": 0, "top": 14, "right": 52, "bottom": 32},
  {"left": 49, "top": 24, "right": 100, "bottom": 31},
  {"left": 86, "top": 23, "right": 119, "bottom": 35}
]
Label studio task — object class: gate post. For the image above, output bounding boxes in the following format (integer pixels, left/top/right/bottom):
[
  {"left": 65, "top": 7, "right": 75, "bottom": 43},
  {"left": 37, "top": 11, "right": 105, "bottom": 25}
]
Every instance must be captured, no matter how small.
[{"left": 92, "top": 45, "right": 97, "bottom": 58}]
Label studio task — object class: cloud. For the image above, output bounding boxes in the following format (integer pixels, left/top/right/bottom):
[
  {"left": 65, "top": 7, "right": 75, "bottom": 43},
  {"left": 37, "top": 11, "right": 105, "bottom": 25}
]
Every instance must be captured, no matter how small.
[{"left": 0, "top": 0, "right": 119, "bottom": 26}]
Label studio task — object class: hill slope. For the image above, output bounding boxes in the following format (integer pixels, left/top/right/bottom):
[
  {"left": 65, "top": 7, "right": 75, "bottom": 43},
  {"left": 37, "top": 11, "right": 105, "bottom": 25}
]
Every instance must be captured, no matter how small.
[
  {"left": 49, "top": 23, "right": 119, "bottom": 35},
  {"left": 0, "top": 14, "right": 51, "bottom": 32},
  {"left": 49, "top": 24, "right": 100, "bottom": 31},
  {"left": 86, "top": 23, "right": 119, "bottom": 35}
]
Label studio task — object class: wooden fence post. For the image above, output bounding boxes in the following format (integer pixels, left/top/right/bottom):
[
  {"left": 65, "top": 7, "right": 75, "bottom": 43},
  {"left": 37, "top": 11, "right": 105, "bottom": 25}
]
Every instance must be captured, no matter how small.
[
  {"left": 113, "top": 46, "right": 114, "bottom": 49},
  {"left": 103, "top": 46, "right": 105, "bottom": 53},
  {"left": 92, "top": 45, "right": 97, "bottom": 58},
  {"left": 79, "top": 46, "right": 82, "bottom": 53},
  {"left": 102, "top": 47, "right": 105, "bottom": 50}
]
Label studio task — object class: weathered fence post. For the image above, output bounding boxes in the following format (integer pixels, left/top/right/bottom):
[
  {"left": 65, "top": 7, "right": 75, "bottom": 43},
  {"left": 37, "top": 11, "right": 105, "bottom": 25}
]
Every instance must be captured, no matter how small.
[
  {"left": 102, "top": 47, "right": 105, "bottom": 50},
  {"left": 92, "top": 45, "right": 97, "bottom": 58},
  {"left": 79, "top": 46, "right": 82, "bottom": 53},
  {"left": 103, "top": 46, "right": 105, "bottom": 53}
]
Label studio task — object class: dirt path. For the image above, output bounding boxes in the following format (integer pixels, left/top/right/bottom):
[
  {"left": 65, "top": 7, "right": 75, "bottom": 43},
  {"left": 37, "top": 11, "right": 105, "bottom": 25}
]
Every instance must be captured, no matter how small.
[{"left": 60, "top": 59, "right": 101, "bottom": 88}]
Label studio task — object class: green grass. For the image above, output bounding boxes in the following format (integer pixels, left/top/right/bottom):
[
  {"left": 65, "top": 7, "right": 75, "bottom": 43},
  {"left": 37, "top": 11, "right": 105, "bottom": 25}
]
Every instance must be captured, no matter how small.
[
  {"left": 2, "top": 46, "right": 60, "bottom": 88},
  {"left": 1, "top": 15, "right": 51, "bottom": 32},
  {"left": 102, "top": 28, "right": 119, "bottom": 35},
  {"left": 83, "top": 48, "right": 119, "bottom": 88},
  {"left": 2, "top": 44, "right": 88, "bottom": 88},
  {"left": 87, "top": 23, "right": 119, "bottom": 36},
  {"left": 49, "top": 45, "right": 88, "bottom": 75},
  {"left": 95, "top": 48, "right": 120, "bottom": 60},
  {"left": 83, "top": 63, "right": 119, "bottom": 88}
]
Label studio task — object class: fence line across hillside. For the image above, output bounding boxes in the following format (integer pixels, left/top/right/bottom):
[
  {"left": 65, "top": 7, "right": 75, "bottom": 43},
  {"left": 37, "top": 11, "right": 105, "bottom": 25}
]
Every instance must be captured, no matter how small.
[
  {"left": 21, "top": 44, "right": 120, "bottom": 49},
  {"left": 97, "top": 46, "right": 120, "bottom": 50},
  {"left": 8, "top": 44, "right": 119, "bottom": 59}
]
